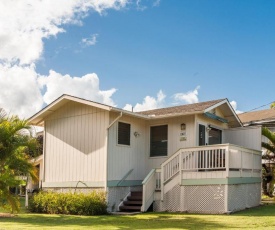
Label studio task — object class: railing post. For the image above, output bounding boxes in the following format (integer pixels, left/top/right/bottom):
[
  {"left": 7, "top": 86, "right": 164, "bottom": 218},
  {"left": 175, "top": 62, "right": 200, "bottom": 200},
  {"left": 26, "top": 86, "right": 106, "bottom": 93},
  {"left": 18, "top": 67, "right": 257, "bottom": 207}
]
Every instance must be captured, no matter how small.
[
  {"left": 240, "top": 150, "right": 243, "bottom": 177},
  {"left": 179, "top": 151, "right": 182, "bottom": 184},
  {"left": 225, "top": 146, "right": 230, "bottom": 178},
  {"left": 161, "top": 164, "right": 164, "bottom": 201},
  {"left": 253, "top": 152, "right": 255, "bottom": 177}
]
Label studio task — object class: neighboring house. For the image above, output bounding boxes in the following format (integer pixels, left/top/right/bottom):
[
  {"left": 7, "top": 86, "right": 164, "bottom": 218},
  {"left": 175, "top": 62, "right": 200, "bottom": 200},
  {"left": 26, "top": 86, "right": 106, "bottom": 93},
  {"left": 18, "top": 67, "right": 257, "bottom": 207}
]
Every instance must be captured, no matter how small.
[
  {"left": 28, "top": 94, "right": 262, "bottom": 214},
  {"left": 238, "top": 108, "right": 275, "bottom": 129},
  {"left": 27, "top": 154, "right": 43, "bottom": 193},
  {"left": 239, "top": 108, "right": 275, "bottom": 159},
  {"left": 239, "top": 109, "right": 275, "bottom": 195}
]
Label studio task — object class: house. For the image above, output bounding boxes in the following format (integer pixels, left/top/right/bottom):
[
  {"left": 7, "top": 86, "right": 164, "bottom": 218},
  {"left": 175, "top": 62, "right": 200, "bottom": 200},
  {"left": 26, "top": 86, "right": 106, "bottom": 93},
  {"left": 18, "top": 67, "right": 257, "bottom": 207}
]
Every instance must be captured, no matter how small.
[
  {"left": 239, "top": 108, "right": 275, "bottom": 129},
  {"left": 239, "top": 108, "right": 275, "bottom": 163},
  {"left": 28, "top": 94, "right": 262, "bottom": 214},
  {"left": 239, "top": 108, "right": 275, "bottom": 195}
]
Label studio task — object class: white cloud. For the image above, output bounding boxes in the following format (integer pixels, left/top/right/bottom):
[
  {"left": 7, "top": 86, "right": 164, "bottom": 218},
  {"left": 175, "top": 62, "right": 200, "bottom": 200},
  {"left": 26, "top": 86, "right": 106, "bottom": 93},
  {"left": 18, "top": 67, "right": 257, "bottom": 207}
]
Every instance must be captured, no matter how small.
[
  {"left": 81, "top": 34, "right": 98, "bottom": 46},
  {"left": 0, "top": 64, "right": 43, "bottom": 119},
  {"left": 0, "top": 0, "right": 129, "bottom": 65},
  {"left": 123, "top": 90, "right": 166, "bottom": 112},
  {"left": 230, "top": 100, "right": 243, "bottom": 114},
  {"left": 173, "top": 86, "right": 200, "bottom": 104},
  {"left": 153, "top": 0, "right": 161, "bottom": 7},
  {"left": 0, "top": 0, "right": 129, "bottom": 118},
  {"left": 136, "top": 0, "right": 147, "bottom": 11},
  {"left": 38, "top": 70, "right": 117, "bottom": 106}
]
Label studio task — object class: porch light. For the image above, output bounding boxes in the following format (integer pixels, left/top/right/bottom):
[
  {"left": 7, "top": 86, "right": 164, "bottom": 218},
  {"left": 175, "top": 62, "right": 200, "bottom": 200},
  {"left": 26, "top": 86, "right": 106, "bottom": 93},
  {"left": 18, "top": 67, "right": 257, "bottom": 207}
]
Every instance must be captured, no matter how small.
[
  {"left": 206, "top": 125, "right": 212, "bottom": 132},
  {"left": 134, "top": 131, "right": 140, "bottom": 137}
]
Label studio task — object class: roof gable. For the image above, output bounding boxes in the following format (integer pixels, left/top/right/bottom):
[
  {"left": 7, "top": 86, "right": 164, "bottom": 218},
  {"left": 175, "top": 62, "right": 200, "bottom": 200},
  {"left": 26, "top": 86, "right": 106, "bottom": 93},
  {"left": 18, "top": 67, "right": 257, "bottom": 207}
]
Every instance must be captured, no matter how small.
[{"left": 28, "top": 94, "right": 112, "bottom": 125}]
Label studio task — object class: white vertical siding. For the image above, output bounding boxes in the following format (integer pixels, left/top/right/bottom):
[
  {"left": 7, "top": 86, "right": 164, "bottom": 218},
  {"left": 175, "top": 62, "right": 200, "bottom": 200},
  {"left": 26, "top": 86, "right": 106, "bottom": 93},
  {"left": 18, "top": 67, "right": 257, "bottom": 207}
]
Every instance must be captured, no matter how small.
[
  {"left": 195, "top": 114, "right": 229, "bottom": 146},
  {"left": 107, "top": 112, "right": 147, "bottom": 181},
  {"left": 224, "top": 126, "right": 262, "bottom": 151},
  {"left": 145, "top": 115, "right": 196, "bottom": 171},
  {"left": 44, "top": 101, "right": 109, "bottom": 183}
]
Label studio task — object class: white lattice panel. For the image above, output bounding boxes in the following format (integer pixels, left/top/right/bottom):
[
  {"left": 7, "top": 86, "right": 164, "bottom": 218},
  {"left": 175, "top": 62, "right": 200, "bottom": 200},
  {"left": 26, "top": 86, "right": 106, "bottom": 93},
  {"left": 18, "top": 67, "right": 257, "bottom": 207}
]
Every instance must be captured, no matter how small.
[
  {"left": 163, "top": 184, "right": 181, "bottom": 212},
  {"left": 228, "top": 184, "right": 246, "bottom": 212},
  {"left": 246, "top": 183, "right": 261, "bottom": 207},
  {"left": 228, "top": 183, "right": 261, "bottom": 212},
  {"left": 153, "top": 200, "right": 162, "bottom": 212},
  {"left": 183, "top": 185, "right": 225, "bottom": 214}
]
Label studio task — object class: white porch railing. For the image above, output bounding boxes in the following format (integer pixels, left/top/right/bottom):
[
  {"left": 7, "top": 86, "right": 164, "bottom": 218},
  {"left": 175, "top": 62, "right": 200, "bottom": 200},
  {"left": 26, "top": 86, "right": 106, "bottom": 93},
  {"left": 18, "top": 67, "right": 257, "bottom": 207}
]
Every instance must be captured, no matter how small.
[
  {"left": 160, "top": 144, "right": 262, "bottom": 200},
  {"left": 141, "top": 169, "right": 156, "bottom": 212},
  {"left": 155, "top": 168, "right": 161, "bottom": 190}
]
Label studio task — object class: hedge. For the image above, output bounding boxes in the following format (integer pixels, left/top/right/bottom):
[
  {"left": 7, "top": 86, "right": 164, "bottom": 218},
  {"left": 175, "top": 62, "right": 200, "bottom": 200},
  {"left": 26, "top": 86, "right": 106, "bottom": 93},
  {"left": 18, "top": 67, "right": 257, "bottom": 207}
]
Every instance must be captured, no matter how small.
[{"left": 29, "top": 191, "right": 107, "bottom": 215}]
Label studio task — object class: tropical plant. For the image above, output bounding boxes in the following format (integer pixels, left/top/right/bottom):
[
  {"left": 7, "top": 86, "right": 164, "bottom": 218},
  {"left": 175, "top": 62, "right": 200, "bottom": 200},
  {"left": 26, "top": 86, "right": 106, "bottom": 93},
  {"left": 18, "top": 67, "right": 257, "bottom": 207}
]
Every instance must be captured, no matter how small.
[
  {"left": 271, "top": 102, "right": 275, "bottom": 109},
  {"left": 262, "top": 127, "right": 275, "bottom": 196},
  {"left": 0, "top": 108, "right": 38, "bottom": 213}
]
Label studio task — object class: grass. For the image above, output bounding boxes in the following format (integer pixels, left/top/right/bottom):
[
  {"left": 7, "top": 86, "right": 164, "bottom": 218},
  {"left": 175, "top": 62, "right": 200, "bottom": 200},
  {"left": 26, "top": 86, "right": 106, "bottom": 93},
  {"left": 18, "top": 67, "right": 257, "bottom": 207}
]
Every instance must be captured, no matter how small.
[{"left": 1, "top": 202, "right": 275, "bottom": 229}]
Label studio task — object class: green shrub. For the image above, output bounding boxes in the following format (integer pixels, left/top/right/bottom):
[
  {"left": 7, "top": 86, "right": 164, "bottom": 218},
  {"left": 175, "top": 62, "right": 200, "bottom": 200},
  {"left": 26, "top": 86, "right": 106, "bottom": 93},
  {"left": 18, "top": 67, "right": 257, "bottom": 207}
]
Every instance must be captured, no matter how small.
[{"left": 29, "top": 191, "right": 107, "bottom": 215}]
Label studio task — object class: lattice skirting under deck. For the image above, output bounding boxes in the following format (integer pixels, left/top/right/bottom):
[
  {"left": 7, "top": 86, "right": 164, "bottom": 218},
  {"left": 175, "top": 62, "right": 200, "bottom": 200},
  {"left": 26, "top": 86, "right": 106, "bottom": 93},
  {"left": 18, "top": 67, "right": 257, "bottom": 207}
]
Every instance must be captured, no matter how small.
[{"left": 153, "top": 183, "right": 261, "bottom": 214}]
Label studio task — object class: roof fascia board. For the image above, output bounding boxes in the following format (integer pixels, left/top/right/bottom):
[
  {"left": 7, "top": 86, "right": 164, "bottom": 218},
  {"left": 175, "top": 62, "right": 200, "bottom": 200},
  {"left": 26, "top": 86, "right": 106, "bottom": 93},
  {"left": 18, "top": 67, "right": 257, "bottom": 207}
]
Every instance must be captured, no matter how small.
[
  {"left": 204, "top": 99, "right": 227, "bottom": 112},
  {"left": 245, "top": 119, "right": 275, "bottom": 125},
  {"left": 146, "top": 111, "right": 203, "bottom": 119},
  {"left": 111, "top": 108, "right": 150, "bottom": 119},
  {"left": 29, "top": 94, "right": 112, "bottom": 125},
  {"left": 111, "top": 108, "right": 203, "bottom": 120},
  {"left": 28, "top": 95, "right": 67, "bottom": 124},
  {"left": 204, "top": 99, "right": 242, "bottom": 127},
  {"left": 66, "top": 95, "right": 111, "bottom": 111}
]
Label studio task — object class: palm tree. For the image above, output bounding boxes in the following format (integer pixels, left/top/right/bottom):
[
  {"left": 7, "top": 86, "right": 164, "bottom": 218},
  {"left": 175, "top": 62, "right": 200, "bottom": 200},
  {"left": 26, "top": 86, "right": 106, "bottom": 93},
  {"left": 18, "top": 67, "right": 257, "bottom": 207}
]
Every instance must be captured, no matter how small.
[
  {"left": 262, "top": 127, "right": 275, "bottom": 196},
  {"left": 0, "top": 109, "right": 38, "bottom": 213}
]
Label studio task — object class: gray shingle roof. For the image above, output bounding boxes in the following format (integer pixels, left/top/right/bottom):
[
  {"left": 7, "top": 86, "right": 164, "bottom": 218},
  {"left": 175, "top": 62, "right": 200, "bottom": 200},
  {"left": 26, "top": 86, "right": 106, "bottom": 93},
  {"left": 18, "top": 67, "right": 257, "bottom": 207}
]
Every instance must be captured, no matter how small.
[
  {"left": 138, "top": 99, "right": 225, "bottom": 117},
  {"left": 238, "top": 109, "right": 275, "bottom": 124}
]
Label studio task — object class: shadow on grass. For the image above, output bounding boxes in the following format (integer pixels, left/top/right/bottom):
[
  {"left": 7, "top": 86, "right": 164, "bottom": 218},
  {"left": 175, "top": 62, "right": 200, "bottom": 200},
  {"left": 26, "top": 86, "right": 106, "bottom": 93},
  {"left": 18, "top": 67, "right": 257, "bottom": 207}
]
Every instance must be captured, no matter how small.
[
  {"left": 232, "top": 203, "right": 275, "bottom": 217},
  {"left": 0, "top": 213, "right": 229, "bottom": 230},
  {"left": 1, "top": 204, "right": 274, "bottom": 229}
]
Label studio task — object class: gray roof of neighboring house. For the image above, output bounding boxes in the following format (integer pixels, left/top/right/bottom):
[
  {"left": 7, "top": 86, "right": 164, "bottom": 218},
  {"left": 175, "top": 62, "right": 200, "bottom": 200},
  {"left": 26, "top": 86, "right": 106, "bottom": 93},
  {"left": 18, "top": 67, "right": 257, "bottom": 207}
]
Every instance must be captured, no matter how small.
[{"left": 238, "top": 109, "right": 275, "bottom": 126}]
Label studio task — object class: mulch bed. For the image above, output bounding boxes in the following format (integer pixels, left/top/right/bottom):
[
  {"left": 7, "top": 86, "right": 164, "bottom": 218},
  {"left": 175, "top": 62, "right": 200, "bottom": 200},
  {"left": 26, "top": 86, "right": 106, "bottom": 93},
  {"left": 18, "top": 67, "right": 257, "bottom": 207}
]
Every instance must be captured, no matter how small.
[{"left": 0, "top": 213, "right": 15, "bottom": 218}]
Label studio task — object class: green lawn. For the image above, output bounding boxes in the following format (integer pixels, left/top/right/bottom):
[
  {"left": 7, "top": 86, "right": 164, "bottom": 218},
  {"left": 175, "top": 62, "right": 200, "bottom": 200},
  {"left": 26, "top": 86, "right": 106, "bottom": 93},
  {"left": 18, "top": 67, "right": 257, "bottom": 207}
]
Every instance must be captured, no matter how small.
[{"left": 1, "top": 202, "right": 275, "bottom": 229}]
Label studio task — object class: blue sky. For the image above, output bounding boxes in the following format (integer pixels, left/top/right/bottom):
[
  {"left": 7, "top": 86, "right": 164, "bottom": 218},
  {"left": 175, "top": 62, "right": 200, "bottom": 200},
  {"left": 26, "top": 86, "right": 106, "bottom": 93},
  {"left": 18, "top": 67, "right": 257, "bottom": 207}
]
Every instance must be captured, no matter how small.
[{"left": 0, "top": 0, "right": 274, "bottom": 117}]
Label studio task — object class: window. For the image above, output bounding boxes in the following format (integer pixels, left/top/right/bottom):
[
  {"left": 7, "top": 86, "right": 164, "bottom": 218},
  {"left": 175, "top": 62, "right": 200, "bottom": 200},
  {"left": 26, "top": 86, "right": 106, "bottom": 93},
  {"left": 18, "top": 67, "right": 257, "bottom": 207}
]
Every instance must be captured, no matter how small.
[
  {"left": 150, "top": 125, "right": 168, "bottom": 157},
  {"left": 208, "top": 127, "right": 222, "bottom": 145},
  {"left": 118, "top": 122, "right": 131, "bottom": 146}
]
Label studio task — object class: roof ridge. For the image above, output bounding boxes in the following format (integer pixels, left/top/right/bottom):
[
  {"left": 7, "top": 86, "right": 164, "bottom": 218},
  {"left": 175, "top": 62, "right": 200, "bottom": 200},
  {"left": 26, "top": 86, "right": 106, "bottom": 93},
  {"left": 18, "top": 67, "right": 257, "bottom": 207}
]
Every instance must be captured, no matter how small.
[{"left": 137, "top": 98, "right": 226, "bottom": 114}]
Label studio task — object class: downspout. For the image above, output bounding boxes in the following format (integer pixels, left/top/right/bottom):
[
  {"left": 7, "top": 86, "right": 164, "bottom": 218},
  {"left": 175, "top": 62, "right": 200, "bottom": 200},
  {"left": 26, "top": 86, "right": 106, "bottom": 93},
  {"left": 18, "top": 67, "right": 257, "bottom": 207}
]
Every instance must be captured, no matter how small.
[
  {"left": 107, "top": 111, "right": 123, "bottom": 130},
  {"left": 106, "top": 111, "right": 123, "bottom": 191},
  {"left": 42, "top": 123, "right": 46, "bottom": 188}
]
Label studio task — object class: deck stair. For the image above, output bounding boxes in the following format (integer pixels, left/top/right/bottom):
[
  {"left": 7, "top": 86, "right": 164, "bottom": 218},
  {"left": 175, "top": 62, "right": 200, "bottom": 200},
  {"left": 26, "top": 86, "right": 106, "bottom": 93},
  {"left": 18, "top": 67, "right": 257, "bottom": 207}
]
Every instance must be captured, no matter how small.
[{"left": 119, "top": 191, "right": 143, "bottom": 212}]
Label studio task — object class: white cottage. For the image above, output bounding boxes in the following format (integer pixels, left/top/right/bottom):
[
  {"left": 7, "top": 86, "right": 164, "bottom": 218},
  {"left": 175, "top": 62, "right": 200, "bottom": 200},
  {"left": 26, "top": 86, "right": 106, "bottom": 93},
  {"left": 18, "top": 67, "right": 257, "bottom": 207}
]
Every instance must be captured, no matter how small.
[{"left": 29, "top": 94, "right": 262, "bottom": 214}]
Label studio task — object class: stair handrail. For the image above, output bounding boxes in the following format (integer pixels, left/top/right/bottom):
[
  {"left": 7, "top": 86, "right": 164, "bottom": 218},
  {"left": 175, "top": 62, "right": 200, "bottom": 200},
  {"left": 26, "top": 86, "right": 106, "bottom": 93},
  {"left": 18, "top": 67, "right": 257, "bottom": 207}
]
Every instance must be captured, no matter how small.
[
  {"left": 141, "top": 169, "right": 156, "bottom": 212},
  {"left": 117, "top": 169, "right": 134, "bottom": 186}
]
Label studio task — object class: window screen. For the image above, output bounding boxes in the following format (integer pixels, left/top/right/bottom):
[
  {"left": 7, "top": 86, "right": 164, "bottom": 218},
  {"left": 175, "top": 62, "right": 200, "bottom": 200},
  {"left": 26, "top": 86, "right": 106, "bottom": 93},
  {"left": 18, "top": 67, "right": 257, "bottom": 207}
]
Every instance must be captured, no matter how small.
[
  {"left": 150, "top": 125, "right": 168, "bottom": 157},
  {"left": 118, "top": 122, "right": 131, "bottom": 145},
  {"left": 208, "top": 127, "right": 222, "bottom": 145}
]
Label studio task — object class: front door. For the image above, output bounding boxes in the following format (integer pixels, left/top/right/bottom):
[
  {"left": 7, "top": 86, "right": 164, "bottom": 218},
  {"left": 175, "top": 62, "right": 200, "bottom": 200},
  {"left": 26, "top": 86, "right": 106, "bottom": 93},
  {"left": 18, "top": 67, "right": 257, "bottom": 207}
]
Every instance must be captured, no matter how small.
[{"left": 199, "top": 124, "right": 206, "bottom": 146}]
